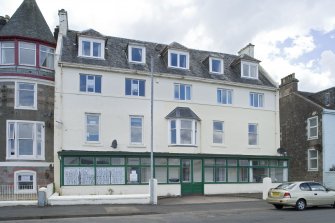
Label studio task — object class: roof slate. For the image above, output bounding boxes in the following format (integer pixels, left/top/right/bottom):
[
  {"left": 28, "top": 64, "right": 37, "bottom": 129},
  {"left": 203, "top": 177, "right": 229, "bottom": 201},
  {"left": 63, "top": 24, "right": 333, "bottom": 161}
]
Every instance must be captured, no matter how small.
[
  {"left": 60, "top": 29, "right": 276, "bottom": 88},
  {"left": 0, "top": 0, "right": 55, "bottom": 44},
  {"left": 165, "top": 107, "right": 201, "bottom": 121}
]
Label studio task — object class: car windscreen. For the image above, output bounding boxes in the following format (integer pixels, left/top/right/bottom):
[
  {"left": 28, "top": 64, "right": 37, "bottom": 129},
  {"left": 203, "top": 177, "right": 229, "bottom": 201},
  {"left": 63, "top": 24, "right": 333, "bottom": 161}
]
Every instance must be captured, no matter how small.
[{"left": 275, "top": 183, "right": 296, "bottom": 190}]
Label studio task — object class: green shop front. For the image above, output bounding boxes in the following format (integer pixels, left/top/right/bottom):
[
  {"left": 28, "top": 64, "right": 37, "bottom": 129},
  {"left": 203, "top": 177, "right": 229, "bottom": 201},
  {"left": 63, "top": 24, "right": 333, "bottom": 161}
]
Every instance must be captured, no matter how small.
[{"left": 58, "top": 151, "right": 289, "bottom": 196}]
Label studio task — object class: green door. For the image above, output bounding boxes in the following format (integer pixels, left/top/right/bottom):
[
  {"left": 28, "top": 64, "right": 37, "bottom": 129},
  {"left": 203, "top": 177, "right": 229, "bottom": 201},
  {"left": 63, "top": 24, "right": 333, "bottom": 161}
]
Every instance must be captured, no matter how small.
[{"left": 181, "top": 159, "right": 203, "bottom": 195}]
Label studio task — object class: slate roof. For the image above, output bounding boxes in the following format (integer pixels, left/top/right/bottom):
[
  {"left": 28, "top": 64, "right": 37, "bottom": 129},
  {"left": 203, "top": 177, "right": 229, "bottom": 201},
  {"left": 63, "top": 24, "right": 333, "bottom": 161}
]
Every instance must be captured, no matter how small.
[
  {"left": 0, "top": 0, "right": 55, "bottom": 44},
  {"left": 60, "top": 29, "right": 276, "bottom": 88},
  {"left": 165, "top": 107, "right": 201, "bottom": 121},
  {"left": 298, "top": 87, "right": 335, "bottom": 110}
]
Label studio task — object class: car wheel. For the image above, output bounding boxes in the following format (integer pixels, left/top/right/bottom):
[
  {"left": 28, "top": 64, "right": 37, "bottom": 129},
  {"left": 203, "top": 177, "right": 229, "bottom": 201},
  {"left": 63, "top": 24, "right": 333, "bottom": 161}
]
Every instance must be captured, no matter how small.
[
  {"left": 295, "top": 199, "right": 306, "bottom": 211},
  {"left": 273, "top": 204, "right": 283, "bottom": 209}
]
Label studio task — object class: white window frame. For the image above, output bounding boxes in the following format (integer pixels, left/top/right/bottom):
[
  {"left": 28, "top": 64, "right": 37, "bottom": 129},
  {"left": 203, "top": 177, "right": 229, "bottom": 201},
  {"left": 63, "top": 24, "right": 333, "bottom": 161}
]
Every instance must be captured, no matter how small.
[
  {"left": 168, "top": 119, "right": 197, "bottom": 146},
  {"left": 168, "top": 49, "right": 189, "bottom": 69},
  {"left": 85, "top": 113, "right": 101, "bottom": 143},
  {"left": 174, "top": 83, "right": 192, "bottom": 100},
  {"left": 78, "top": 37, "right": 105, "bottom": 59},
  {"left": 308, "top": 149, "right": 318, "bottom": 171},
  {"left": 130, "top": 116, "right": 144, "bottom": 145},
  {"left": 213, "top": 121, "right": 224, "bottom": 144},
  {"left": 209, "top": 57, "right": 224, "bottom": 74},
  {"left": 14, "top": 170, "right": 37, "bottom": 194},
  {"left": 217, "top": 88, "right": 233, "bottom": 105},
  {"left": 241, "top": 61, "right": 258, "bottom": 79},
  {"left": 128, "top": 45, "right": 146, "bottom": 63},
  {"left": 248, "top": 123, "right": 258, "bottom": 146},
  {"left": 39, "top": 45, "right": 55, "bottom": 69},
  {"left": 79, "top": 74, "right": 102, "bottom": 93},
  {"left": 250, "top": 92, "right": 264, "bottom": 108},
  {"left": 19, "top": 41, "right": 36, "bottom": 66},
  {"left": 15, "top": 82, "right": 37, "bottom": 110},
  {"left": 0, "top": 41, "right": 15, "bottom": 65},
  {"left": 6, "top": 120, "right": 45, "bottom": 160},
  {"left": 307, "top": 116, "right": 318, "bottom": 140}
]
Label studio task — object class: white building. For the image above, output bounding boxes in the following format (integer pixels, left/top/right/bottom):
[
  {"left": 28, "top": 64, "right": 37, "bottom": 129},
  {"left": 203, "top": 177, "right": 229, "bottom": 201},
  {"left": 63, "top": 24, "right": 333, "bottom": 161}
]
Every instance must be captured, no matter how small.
[{"left": 54, "top": 11, "right": 288, "bottom": 196}]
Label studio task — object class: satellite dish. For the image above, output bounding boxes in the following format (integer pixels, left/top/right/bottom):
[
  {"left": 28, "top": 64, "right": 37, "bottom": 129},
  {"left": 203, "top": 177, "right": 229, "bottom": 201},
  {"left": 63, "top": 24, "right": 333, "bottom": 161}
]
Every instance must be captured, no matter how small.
[
  {"left": 277, "top": 147, "right": 287, "bottom": 155},
  {"left": 111, "top": 140, "right": 117, "bottom": 149}
]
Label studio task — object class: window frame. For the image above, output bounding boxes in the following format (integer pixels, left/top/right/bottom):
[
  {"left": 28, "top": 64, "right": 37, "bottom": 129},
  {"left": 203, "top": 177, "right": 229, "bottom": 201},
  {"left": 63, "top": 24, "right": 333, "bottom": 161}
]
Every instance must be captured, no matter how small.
[
  {"left": 209, "top": 57, "right": 224, "bottom": 74},
  {"left": 130, "top": 116, "right": 144, "bottom": 145},
  {"left": 168, "top": 119, "right": 197, "bottom": 146},
  {"left": 308, "top": 149, "right": 318, "bottom": 171},
  {"left": 168, "top": 49, "right": 189, "bottom": 69},
  {"left": 128, "top": 45, "right": 146, "bottom": 63},
  {"left": 39, "top": 45, "right": 55, "bottom": 69},
  {"left": 6, "top": 120, "right": 45, "bottom": 160},
  {"left": 0, "top": 41, "right": 15, "bottom": 65},
  {"left": 213, "top": 121, "right": 224, "bottom": 144},
  {"left": 19, "top": 41, "right": 36, "bottom": 66},
  {"left": 248, "top": 123, "right": 258, "bottom": 146},
  {"left": 307, "top": 116, "right": 318, "bottom": 140},
  {"left": 15, "top": 82, "right": 37, "bottom": 110},
  {"left": 14, "top": 170, "right": 37, "bottom": 194},
  {"left": 174, "top": 83, "right": 191, "bottom": 101},
  {"left": 249, "top": 92, "right": 264, "bottom": 108},
  {"left": 78, "top": 37, "right": 105, "bottom": 59},
  {"left": 241, "top": 61, "right": 258, "bottom": 79},
  {"left": 217, "top": 88, "right": 233, "bottom": 105},
  {"left": 85, "top": 113, "right": 101, "bottom": 143},
  {"left": 79, "top": 74, "right": 102, "bottom": 93},
  {"left": 125, "top": 78, "right": 145, "bottom": 96}
]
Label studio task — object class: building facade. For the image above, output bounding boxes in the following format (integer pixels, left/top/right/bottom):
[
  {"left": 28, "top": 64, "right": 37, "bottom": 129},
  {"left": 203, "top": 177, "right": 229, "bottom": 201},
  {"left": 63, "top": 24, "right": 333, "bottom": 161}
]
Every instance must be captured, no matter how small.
[
  {"left": 0, "top": 0, "right": 55, "bottom": 193},
  {"left": 54, "top": 11, "right": 288, "bottom": 196},
  {"left": 280, "top": 73, "right": 335, "bottom": 189}
]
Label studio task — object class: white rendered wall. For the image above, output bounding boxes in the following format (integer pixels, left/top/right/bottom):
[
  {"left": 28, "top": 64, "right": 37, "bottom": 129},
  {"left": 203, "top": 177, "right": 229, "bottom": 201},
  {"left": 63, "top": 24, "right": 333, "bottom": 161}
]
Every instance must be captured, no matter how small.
[
  {"left": 205, "top": 183, "right": 264, "bottom": 194},
  {"left": 57, "top": 67, "right": 279, "bottom": 155},
  {"left": 60, "top": 185, "right": 180, "bottom": 196}
]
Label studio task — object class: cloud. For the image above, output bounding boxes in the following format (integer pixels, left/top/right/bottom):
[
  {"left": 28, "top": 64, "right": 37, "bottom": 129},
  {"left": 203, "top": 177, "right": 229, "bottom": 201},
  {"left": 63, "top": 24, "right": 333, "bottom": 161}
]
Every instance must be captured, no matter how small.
[{"left": 283, "top": 35, "right": 315, "bottom": 60}]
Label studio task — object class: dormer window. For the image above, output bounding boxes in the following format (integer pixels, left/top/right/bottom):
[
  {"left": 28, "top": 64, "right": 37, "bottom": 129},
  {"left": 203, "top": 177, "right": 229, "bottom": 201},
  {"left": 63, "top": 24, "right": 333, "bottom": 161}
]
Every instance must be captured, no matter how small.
[
  {"left": 168, "top": 49, "right": 189, "bottom": 69},
  {"left": 241, "top": 61, "right": 258, "bottom": 79},
  {"left": 128, "top": 45, "right": 145, "bottom": 63},
  {"left": 209, "top": 57, "right": 223, "bottom": 74},
  {"left": 78, "top": 37, "right": 105, "bottom": 59}
]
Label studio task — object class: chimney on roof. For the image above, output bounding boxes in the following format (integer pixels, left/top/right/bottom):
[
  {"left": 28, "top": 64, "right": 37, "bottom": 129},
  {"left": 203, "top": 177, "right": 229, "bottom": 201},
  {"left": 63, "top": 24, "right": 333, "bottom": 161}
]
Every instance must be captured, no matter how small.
[
  {"left": 238, "top": 43, "right": 255, "bottom": 57},
  {"left": 279, "top": 73, "right": 299, "bottom": 98},
  {"left": 58, "top": 9, "right": 68, "bottom": 36}
]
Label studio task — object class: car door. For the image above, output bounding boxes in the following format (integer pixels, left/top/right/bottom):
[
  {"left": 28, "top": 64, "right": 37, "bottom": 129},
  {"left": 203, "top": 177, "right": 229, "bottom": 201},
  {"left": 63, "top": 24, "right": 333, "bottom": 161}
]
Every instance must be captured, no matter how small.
[
  {"left": 298, "top": 183, "right": 315, "bottom": 205},
  {"left": 308, "top": 183, "right": 332, "bottom": 205}
]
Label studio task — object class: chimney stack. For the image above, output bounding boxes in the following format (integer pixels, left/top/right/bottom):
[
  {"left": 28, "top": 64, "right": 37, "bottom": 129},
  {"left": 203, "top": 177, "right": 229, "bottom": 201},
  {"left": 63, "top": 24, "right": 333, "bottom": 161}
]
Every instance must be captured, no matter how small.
[
  {"left": 279, "top": 73, "right": 299, "bottom": 98},
  {"left": 58, "top": 9, "right": 68, "bottom": 36},
  {"left": 238, "top": 43, "right": 255, "bottom": 57}
]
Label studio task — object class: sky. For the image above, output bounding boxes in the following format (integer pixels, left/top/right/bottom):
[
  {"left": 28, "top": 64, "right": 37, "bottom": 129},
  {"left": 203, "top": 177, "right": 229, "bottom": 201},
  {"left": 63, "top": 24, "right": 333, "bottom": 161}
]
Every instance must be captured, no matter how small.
[{"left": 1, "top": 0, "right": 335, "bottom": 92}]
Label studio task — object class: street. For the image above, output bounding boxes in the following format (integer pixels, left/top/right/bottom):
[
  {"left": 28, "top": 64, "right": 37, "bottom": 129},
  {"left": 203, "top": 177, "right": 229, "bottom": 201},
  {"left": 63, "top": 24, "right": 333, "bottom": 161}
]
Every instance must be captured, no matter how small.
[{"left": 1, "top": 200, "right": 334, "bottom": 223}]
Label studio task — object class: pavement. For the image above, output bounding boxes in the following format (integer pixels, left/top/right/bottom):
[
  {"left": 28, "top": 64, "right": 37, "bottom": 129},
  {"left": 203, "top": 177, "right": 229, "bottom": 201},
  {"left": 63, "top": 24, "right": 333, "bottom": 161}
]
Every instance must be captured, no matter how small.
[{"left": 0, "top": 194, "right": 262, "bottom": 221}]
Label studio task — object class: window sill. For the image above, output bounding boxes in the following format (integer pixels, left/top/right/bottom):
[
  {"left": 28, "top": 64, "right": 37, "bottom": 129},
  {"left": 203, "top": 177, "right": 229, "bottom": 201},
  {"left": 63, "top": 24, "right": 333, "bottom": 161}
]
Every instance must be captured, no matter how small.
[
  {"left": 128, "top": 144, "right": 147, "bottom": 148},
  {"left": 168, "top": 66, "right": 189, "bottom": 70},
  {"left": 168, "top": 145, "right": 198, "bottom": 148},
  {"left": 211, "top": 144, "right": 227, "bottom": 148},
  {"left": 248, "top": 146, "right": 260, "bottom": 149},
  {"left": 307, "top": 137, "right": 318, "bottom": 140},
  {"left": 308, "top": 169, "right": 318, "bottom": 172},
  {"left": 78, "top": 56, "right": 105, "bottom": 60},
  {"left": 6, "top": 157, "right": 45, "bottom": 161},
  {"left": 83, "top": 142, "right": 103, "bottom": 147},
  {"left": 129, "top": 60, "right": 145, "bottom": 64},
  {"left": 14, "top": 106, "right": 37, "bottom": 110}
]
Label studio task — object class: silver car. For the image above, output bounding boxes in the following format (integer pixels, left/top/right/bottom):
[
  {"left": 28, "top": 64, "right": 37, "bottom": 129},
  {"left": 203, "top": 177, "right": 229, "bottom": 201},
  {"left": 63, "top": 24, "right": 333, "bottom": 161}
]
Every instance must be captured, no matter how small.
[{"left": 266, "top": 181, "right": 335, "bottom": 210}]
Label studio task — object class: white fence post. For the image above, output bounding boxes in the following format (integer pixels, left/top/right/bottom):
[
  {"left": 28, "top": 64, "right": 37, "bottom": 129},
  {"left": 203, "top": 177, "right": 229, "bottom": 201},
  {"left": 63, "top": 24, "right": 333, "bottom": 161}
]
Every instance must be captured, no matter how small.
[{"left": 262, "top": 177, "right": 272, "bottom": 200}]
